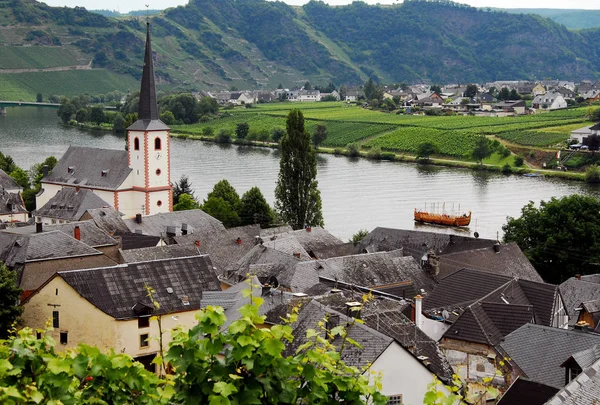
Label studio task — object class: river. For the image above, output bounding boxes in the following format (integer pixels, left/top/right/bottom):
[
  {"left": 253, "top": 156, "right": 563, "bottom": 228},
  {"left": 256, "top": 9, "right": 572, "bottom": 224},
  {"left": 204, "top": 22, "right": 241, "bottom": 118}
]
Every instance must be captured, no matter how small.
[{"left": 2, "top": 106, "right": 599, "bottom": 241}]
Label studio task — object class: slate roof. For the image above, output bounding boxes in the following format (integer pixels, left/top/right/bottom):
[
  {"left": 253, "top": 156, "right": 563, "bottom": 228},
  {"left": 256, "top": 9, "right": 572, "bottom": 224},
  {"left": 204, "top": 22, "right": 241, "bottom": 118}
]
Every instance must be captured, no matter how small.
[
  {"left": 121, "top": 244, "right": 201, "bottom": 263},
  {"left": 314, "top": 291, "right": 454, "bottom": 381},
  {"left": 287, "top": 300, "right": 394, "bottom": 369},
  {"left": 82, "top": 207, "right": 130, "bottom": 235},
  {"left": 500, "top": 324, "right": 600, "bottom": 388},
  {"left": 563, "top": 344, "right": 600, "bottom": 370},
  {"left": 425, "top": 269, "right": 559, "bottom": 327},
  {"left": 358, "top": 227, "right": 494, "bottom": 261},
  {"left": 0, "top": 230, "right": 101, "bottom": 267},
  {"left": 266, "top": 227, "right": 344, "bottom": 254},
  {"left": 45, "top": 221, "right": 118, "bottom": 248},
  {"left": 438, "top": 242, "right": 543, "bottom": 282},
  {"left": 496, "top": 376, "right": 559, "bottom": 405},
  {"left": 123, "top": 209, "right": 225, "bottom": 237},
  {"left": 559, "top": 277, "right": 600, "bottom": 323},
  {"left": 117, "top": 232, "right": 161, "bottom": 250},
  {"left": 0, "top": 169, "right": 21, "bottom": 192},
  {"left": 262, "top": 235, "right": 312, "bottom": 261},
  {"left": 259, "top": 225, "right": 292, "bottom": 238},
  {"left": 42, "top": 146, "right": 132, "bottom": 190},
  {"left": 34, "top": 188, "right": 111, "bottom": 221},
  {"left": 288, "top": 250, "right": 435, "bottom": 294},
  {"left": 311, "top": 242, "right": 360, "bottom": 259},
  {"left": 0, "top": 189, "right": 27, "bottom": 216},
  {"left": 48, "top": 255, "right": 220, "bottom": 319},
  {"left": 547, "top": 357, "right": 600, "bottom": 404},
  {"left": 174, "top": 224, "right": 262, "bottom": 274},
  {"left": 226, "top": 244, "right": 302, "bottom": 285}
]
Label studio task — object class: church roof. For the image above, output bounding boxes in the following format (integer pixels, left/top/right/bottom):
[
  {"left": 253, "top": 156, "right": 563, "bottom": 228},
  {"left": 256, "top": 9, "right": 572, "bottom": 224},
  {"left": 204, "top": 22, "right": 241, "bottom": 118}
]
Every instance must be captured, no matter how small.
[
  {"left": 34, "top": 187, "right": 111, "bottom": 221},
  {"left": 127, "top": 22, "right": 169, "bottom": 132},
  {"left": 41, "top": 146, "right": 131, "bottom": 191}
]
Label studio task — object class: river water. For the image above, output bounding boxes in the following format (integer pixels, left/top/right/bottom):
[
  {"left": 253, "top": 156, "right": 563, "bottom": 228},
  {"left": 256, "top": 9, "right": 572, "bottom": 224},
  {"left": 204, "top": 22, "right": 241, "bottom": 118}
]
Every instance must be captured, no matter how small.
[{"left": 2, "top": 106, "right": 599, "bottom": 241}]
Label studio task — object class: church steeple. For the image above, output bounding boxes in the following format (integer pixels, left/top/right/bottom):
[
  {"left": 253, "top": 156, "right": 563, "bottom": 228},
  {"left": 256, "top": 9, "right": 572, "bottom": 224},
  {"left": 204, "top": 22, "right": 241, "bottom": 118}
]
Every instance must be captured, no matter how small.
[{"left": 128, "top": 22, "right": 169, "bottom": 131}]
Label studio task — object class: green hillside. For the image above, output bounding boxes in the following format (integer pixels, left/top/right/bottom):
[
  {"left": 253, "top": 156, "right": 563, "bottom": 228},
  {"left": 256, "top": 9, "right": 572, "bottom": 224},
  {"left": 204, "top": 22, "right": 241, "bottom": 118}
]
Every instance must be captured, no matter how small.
[
  {"left": 0, "top": 0, "right": 600, "bottom": 100},
  {"left": 0, "top": 69, "right": 138, "bottom": 101},
  {"left": 500, "top": 8, "right": 600, "bottom": 29}
]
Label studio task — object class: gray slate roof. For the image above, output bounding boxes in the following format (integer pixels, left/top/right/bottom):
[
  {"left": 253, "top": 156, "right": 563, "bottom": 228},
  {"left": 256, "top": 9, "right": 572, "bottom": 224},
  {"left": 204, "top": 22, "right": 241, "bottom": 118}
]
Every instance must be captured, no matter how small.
[
  {"left": 45, "top": 221, "right": 118, "bottom": 248},
  {"left": 559, "top": 277, "right": 600, "bottom": 323},
  {"left": 52, "top": 255, "right": 220, "bottom": 319},
  {"left": 82, "top": 207, "right": 130, "bottom": 235},
  {"left": 34, "top": 188, "right": 110, "bottom": 221},
  {"left": 121, "top": 244, "right": 202, "bottom": 263},
  {"left": 500, "top": 324, "right": 600, "bottom": 388},
  {"left": 496, "top": 376, "right": 558, "bottom": 405},
  {"left": 266, "top": 227, "right": 344, "bottom": 254},
  {"left": 42, "top": 146, "right": 131, "bottom": 190},
  {"left": 358, "top": 227, "right": 494, "bottom": 261},
  {"left": 226, "top": 244, "right": 302, "bottom": 284},
  {"left": 174, "top": 224, "right": 261, "bottom": 274},
  {"left": 546, "top": 357, "right": 600, "bottom": 405},
  {"left": 0, "top": 189, "right": 27, "bottom": 216},
  {"left": 287, "top": 300, "right": 393, "bottom": 369},
  {"left": 0, "top": 169, "right": 21, "bottom": 192},
  {"left": 123, "top": 209, "right": 225, "bottom": 237},
  {"left": 438, "top": 242, "right": 543, "bottom": 282},
  {"left": 566, "top": 344, "right": 600, "bottom": 370}
]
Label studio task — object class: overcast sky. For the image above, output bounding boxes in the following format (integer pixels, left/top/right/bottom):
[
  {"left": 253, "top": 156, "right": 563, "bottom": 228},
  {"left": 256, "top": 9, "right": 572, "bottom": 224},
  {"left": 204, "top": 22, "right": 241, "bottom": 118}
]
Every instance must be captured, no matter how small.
[{"left": 41, "top": 0, "right": 600, "bottom": 14}]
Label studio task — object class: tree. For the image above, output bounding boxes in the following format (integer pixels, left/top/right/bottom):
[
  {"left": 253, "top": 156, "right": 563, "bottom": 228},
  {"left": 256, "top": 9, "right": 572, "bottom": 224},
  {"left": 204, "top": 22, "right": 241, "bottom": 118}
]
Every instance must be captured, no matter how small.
[
  {"left": 113, "top": 113, "right": 126, "bottom": 132},
  {"left": 312, "top": 124, "right": 328, "bottom": 148},
  {"left": 0, "top": 263, "right": 22, "bottom": 339},
  {"left": 202, "top": 196, "right": 240, "bottom": 228},
  {"left": 0, "top": 152, "right": 17, "bottom": 174},
  {"left": 159, "top": 110, "right": 176, "bottom": 125},
  {"left": 364, "top": 77, "right": 381, "bottom": 101},
  {"left": 75, "top": 108, "right": 88, "bottom": 123},
  {"left": 350, "top": 229, "right": 368, "bottom": 244},
  {"left": 430, "top": 84, "right": 441, "bottom": 94},
  {"left": 584, "top": 134, "right": 600, "bottom": 152},
  {"left": 173, "top": 174, "right": 196, "bottom": 205},
  {"left": 589, "top": 107, "right": 600, "bottom": 122},
  {"left": 464, "top": 84, "right": 478, "bottom": 98},
  {"left": 239, "top": 186, "right": 273, "bottom": 227},
  {"left": 174, "top": 193, "right": 201, "bottom": 211},
  {"left": 271, "top": 128, "right": 285, "bottom": 143},
  {"left": 90, "top": 106, "right": 105, "bottom": 125},
  {"left": 498, "top": 87, "right": 510, "bottom": 101},
  {"left": 57, "top": 101, "right": 76, "bottom": 123},
  {"left": 472, "top": 136, "right": 492, "bottom": 163},
  {"left": 508, "top": 89, "right": 521, "bottom": 100},
  {"left": 216, "top": 129, "right": 232, "bottom": 143},
  {"left": 36, "top": 93, "right": 43, "bottom": 103},
  {"left": 417, "top": 142, "right": 440, "bottom": 160},
  {"left": 235, "top": 122, "right": 250, "bottom": 140},
  {"left": 9, "top": 168, "right": 30, "bottom": 189},
  {"left": 275, "top": 109, "right": 324, "bottom": 230},
  {"left": 503, "top": 195, "right": 600, "bottom": 283},
  {"left": 303, "top": 81, "right": 312, "bottom": 90}
]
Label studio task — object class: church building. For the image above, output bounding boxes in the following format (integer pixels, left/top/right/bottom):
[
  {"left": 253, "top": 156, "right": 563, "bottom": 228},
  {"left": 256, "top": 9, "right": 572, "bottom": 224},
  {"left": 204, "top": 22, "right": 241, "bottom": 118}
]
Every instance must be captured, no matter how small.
[{"left": 36, "top": 23, "right": 172, "bottom": 220}]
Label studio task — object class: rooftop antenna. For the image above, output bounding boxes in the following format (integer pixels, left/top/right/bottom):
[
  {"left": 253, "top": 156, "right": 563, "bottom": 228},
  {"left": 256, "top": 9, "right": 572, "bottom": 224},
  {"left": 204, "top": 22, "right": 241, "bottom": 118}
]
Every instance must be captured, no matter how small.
[{"left": 145, "top": 4, "right": 150, "bottom": 23}]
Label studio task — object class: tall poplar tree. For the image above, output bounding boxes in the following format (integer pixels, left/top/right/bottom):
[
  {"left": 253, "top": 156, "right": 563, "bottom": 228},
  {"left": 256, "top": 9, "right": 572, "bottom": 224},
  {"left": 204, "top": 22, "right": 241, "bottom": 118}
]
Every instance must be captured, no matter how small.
[
  {"left": 275, "top": 109, "right": 324, "bottom": 230},
  {"left": 0, "top": 263, "right": 22, "bottom": 338}
]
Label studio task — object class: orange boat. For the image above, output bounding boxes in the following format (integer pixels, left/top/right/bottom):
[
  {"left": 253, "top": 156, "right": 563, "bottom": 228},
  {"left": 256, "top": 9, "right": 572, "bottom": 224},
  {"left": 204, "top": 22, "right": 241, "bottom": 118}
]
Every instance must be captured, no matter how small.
[{"left": 414, "top": 209, "right": 471, "bottom": 227}]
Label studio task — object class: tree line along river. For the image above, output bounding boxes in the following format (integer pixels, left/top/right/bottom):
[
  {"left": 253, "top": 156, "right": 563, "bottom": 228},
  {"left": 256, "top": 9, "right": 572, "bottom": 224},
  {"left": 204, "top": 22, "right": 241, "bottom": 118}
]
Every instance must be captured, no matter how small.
[{"left": 2, "top": 106, "right": 599, "bottom": 241}]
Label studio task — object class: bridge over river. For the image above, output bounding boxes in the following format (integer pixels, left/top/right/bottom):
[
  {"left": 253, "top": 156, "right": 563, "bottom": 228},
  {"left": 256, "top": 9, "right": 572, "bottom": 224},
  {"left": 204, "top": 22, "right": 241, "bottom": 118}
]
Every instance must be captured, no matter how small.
[{"left": 0, "top": 101, "right": 116, "bottom": 115}]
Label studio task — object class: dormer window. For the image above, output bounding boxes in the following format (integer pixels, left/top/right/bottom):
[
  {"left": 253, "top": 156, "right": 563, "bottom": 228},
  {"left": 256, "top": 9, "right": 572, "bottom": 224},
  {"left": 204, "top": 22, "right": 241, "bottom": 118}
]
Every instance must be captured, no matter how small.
[
  {"left": 67, "top": 166, "right": 75, "bottom": 174},
  {"left": 154, "top": 137, "right": 161, "bottom": 150},
  {"left": 101, "top": 170, "right": 109, "bottom": 177},
  {"left": 134, "top": 137, "right": 140, "bottom": 151}
]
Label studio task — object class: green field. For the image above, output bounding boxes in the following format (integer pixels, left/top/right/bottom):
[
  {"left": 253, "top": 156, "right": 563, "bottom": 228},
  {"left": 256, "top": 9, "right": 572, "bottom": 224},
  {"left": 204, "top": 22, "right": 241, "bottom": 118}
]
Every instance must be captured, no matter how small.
[
  {"left": 0, "top": 47, "right": 82, "bottom": 69},
  {"left": 172, "top": 103, "right": 594, "bottom": 162},
  {"left": 0, "top": 69, "right": 138, "bottom": 101}
]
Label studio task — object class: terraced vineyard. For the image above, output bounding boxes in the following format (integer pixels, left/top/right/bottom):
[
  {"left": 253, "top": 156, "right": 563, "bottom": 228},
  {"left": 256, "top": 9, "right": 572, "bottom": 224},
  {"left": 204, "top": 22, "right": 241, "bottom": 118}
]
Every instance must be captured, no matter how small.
[
  {"left": 0, "top": 47, "right": 82, "bottom": 69},
  {"left": 496, "top": 131, "right": 570, "bottom": 147}
]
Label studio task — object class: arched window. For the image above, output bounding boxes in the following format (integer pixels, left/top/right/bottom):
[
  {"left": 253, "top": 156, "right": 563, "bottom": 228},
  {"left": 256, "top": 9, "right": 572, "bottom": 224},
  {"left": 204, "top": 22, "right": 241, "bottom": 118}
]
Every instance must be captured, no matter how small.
[
  {"left": 154, "top": 137, "right": 161, "bottom": 150},
  {"left": 134, "top": 137, "right": 140, "bottom": 151}
]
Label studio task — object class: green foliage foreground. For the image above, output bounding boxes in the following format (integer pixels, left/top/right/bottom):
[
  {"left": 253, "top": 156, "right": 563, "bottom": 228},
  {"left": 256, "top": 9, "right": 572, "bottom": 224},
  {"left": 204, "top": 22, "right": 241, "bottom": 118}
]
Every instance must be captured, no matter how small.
[{"left": 0, "top": 293, "right": 387, "bottom": 404}]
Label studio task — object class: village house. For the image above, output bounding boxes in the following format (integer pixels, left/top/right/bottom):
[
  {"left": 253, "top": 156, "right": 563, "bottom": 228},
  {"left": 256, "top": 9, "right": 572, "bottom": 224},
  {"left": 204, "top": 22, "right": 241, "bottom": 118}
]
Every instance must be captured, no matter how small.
[
  {"left": 413, "top": 92, "right": 445, "bottom": 108},
  {"left": 582, "top": 89, "right": 600, "bottom": 103},
  {"left": 0, "top": 169, "right": 28, "bottom": 223},
  {"left": 21, "top": 255, "right": 221, "bottom": 372},
  {"left": 497, "top": 377, "right": 559, "bottom": 405},
  {"left": 532, "top": 91, "right": 567, "bottom": 110},
  {"left": 531, "top": 83, "right": 546, "bottom": 96},
  {"left": 36, "top": 23, "right": 173, "bottom": 219},
  {"left": 546, "top": 352, "right": 600, "bottom": 404},
  {"left": 344, "top": 89, "right": 362, "bottom": 102},
  {"left": 33, "top": 187, "right": 111, "bottom": 225},
  {"left": 494, "top": 100, "right": 527, "bottom": 115},
  {"left": 559, "top": 274, "right": 600, "bottom": 324},
  {"left": 556, "top": 86, "right": 576, "bottom": 100},
  {"left": 569, "top": 124, "right": 597, "bottom": 144}
]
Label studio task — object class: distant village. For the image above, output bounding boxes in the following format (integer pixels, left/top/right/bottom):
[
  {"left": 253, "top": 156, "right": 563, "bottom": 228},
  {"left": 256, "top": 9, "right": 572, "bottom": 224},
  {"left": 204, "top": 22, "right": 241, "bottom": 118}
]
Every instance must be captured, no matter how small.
[
  {"left": 2, "top": 28, "right": 600, "bottom": 405},
  {"left": 197, "top": 79, "right": 600, "bottom": 116}
]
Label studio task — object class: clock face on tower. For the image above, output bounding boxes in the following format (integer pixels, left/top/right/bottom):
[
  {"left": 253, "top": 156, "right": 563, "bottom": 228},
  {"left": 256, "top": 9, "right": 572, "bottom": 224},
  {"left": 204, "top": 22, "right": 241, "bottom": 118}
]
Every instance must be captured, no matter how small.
[{"left": 156, "top": 152, "right": 162, "bottom": 160}]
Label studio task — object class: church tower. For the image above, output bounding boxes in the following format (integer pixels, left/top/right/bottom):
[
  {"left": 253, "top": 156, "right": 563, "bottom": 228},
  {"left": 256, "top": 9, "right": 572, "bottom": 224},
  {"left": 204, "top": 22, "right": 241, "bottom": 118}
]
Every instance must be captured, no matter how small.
[{"left": 127, "top": 22, "right": 172, "bottom": 215}]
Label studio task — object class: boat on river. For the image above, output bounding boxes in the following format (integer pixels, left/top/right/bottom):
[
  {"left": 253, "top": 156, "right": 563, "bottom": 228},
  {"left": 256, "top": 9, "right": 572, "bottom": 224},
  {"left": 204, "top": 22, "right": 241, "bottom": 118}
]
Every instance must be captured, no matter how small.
[{"left": 414, "top": 204, "right": 471, "bottom": 227}]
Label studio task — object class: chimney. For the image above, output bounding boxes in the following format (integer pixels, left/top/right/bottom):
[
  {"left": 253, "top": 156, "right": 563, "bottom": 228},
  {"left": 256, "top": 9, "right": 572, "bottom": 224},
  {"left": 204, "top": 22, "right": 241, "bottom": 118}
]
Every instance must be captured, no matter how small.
[
  {"left": 345, "top": 302, "right": 361, "bottom": 319},
  {"left": 35, "top": 221, "right": 43, "bottom": 233},
  {"left": 236, "top": 237, "right": 242, "bottom": 245},
  {"left": 194, "top": 240, "right": 200, "bottom": 248},
  {"left": 305, "top": 226, "right": 312, "bottom": 232},
  {"left": 181, "top": 223, "right": 188, "bottom": 235},
  {"left": 576, "top": 274, "right": 581, "bottom": 280},
  {"left": 135, "top": 213, "right": 142, "bottom": 224},
  {"left": 73, "top": 225, "right": 81, "bottom": 241},
  {"left": 415, "top": 295, "right": 423, "bottom": 329},
  {"left": 493, "top": 242, "right": 500, "bottom": 253},
  {"left": 166, "top": 226, "right": 177, "bottom": 237},
  {"left": 42, "top": 165, "right": 49, "bottom": 178}
]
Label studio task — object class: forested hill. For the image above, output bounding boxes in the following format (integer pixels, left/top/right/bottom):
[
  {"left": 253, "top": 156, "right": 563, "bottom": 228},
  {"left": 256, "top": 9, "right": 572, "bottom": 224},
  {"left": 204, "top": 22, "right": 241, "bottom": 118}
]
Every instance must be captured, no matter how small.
[{"left": 1, "top": 0, "right": 600, "bottom": 99}]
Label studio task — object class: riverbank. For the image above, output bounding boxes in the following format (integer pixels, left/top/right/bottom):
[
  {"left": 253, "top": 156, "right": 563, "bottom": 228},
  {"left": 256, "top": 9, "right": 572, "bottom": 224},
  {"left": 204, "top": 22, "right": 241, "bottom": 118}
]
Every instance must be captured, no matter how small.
[{"left": 170, "top": 131, "right": 585, "bottom": 182}]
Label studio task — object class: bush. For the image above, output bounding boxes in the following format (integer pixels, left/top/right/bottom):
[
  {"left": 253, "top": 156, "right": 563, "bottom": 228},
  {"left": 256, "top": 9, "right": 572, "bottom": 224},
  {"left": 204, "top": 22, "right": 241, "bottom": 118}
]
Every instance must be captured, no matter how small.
[
  {"left": 380, "top": 152, "right": 395, "bottom": 161},
  {"left": 347, "top": 143, "right": 360, "bottom": 157},
  {"left": 366, "top": 147, "right": 382, "bottom": 160},
  {"left": 203, "top": 127, "right": 214, "bottom": 137},
  {"left": 216, "top": 129, "right": 232, "bottom": 143},
  {"left": 585, "top": 164, "right": 600, "bottom": 183},
  {"left": 514, "top": 156, "right": 524, "bottom": 167},
  {"left": 333, "top": 148, "right": 344, "bottom": 155},
  {"left": 501, "top": 164, "right": 512, "bottom": 174}
]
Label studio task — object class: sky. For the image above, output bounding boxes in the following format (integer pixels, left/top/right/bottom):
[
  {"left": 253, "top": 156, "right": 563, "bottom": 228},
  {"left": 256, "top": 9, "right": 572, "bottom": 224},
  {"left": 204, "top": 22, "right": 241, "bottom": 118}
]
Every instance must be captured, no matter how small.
[{"left": 41, "top": 0, "right": 600, "bottom": 14}]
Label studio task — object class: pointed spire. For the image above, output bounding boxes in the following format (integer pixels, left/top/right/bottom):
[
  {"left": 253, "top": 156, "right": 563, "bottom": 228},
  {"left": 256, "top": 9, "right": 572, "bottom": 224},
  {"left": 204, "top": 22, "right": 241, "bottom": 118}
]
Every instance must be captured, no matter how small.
[
  {"left": 138, "top": 22, "right": 158, "bottom": 121},
  {"left": 128, "top": 22, "right": 169, "bottom": 131}
]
